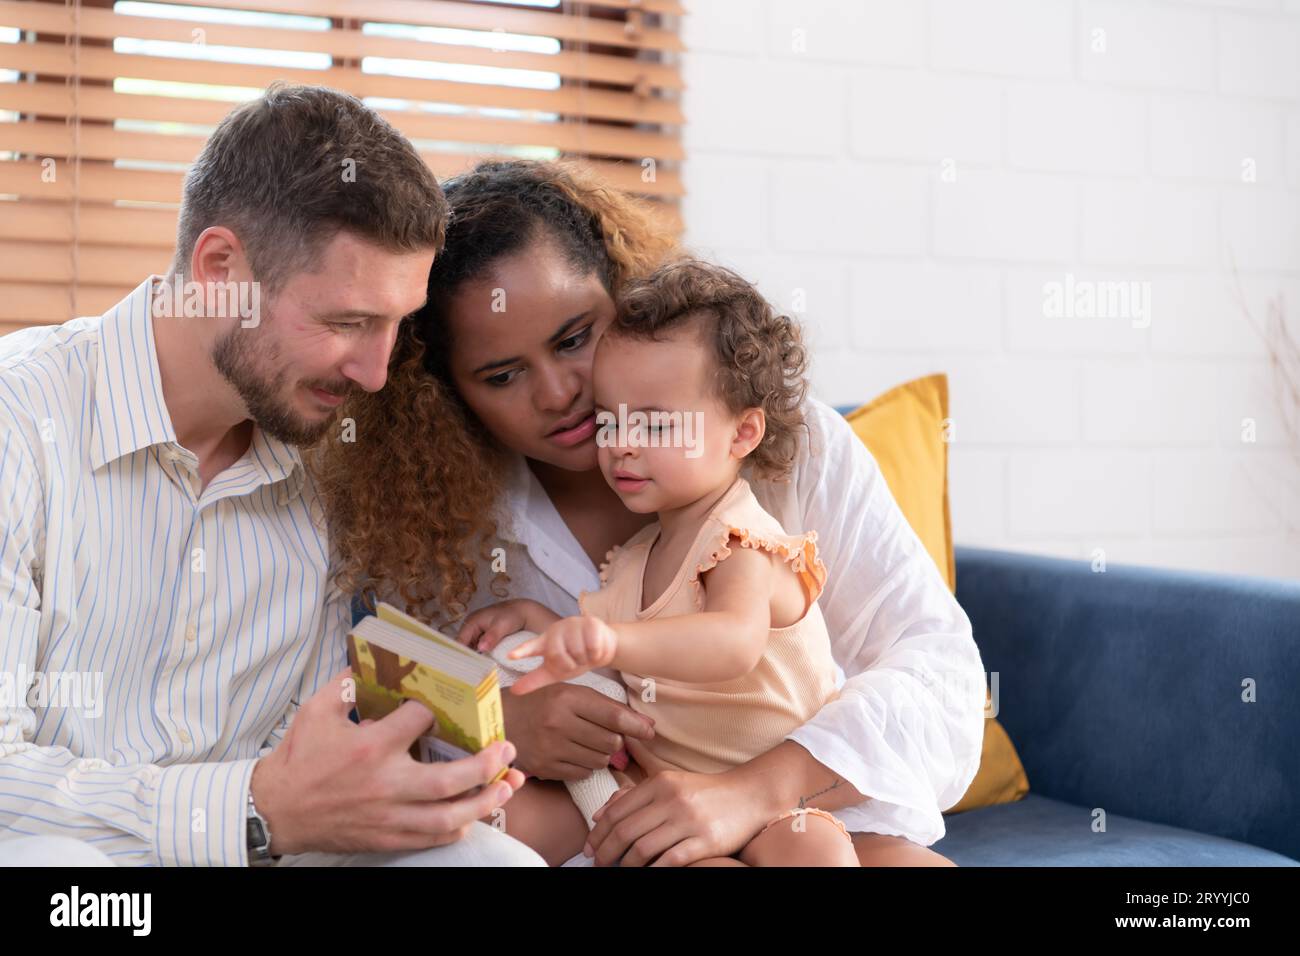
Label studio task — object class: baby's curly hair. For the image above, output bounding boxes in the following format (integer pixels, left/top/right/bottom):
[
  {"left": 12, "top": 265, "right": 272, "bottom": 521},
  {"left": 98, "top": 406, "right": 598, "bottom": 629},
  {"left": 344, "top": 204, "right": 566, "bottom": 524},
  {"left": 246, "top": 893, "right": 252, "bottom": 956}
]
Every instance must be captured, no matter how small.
[{"left": 609, "top": 258, "right": 810, "bottom": 481}]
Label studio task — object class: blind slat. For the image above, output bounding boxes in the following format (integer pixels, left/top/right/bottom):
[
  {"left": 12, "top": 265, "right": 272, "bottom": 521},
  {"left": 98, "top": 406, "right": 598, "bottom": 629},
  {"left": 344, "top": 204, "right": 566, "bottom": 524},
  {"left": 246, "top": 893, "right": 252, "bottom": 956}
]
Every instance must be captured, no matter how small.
[
  {"left": 0, "top": 120, "right": 206, "bottom": 165},
  {"left": 1, "top": 195, "right": 681, "bottom": 253},
  {"left": 0, "top": 155, "right": 686, "bottom": 205},
  {"left": 4, "top": 41, "right": 685, "bottom": 126},
  {"left": 0, "top": 159, "right": 182, "bottom": 204},
  {"left": 0, "top": 113, "right": 686, "bottom": 165},
  {"left": 0, "top": 284, "right": 138, "bottom": 326},
  {"left": 0, "top": 200, "right": 178, "bottom": 248},
  {"left": 152, "top": 0, "right": 684, "bottom": 53},
  {"left": 0, "top": 82, "right": 236, "bottom": 125},
  {"left": 0, "top": 240, "right": 171, "bottom": 285}
]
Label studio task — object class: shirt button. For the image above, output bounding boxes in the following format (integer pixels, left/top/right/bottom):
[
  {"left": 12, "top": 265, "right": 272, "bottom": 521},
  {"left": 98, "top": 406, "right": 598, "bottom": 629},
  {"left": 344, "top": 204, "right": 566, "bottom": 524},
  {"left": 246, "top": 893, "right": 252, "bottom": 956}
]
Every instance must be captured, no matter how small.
[
  {"left": 177, "top": 728, "right": 192, "bottom": 745},
  {"left": 185, "top": 624, "right": 197, "bottom": 642}
]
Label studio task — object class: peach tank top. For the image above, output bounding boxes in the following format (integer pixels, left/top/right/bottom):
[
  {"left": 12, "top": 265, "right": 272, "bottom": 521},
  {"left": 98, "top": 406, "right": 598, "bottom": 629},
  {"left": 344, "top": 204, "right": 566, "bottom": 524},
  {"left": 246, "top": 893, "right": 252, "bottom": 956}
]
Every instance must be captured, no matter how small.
[{"left": 578, "top": 476, "right": 840, "bottom": 775}]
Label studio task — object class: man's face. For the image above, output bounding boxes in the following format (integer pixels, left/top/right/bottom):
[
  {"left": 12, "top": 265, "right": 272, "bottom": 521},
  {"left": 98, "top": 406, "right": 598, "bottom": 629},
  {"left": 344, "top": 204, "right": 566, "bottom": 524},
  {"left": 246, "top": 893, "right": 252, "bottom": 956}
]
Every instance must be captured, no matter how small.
[{"left": 212, "top": 230, "right": 434, "bottom": 446}]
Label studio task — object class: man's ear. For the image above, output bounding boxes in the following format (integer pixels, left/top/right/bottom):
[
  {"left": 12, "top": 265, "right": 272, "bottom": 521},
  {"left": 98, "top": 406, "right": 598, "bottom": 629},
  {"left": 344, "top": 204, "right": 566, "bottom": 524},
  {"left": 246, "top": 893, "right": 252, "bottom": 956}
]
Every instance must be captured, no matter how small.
[
  {"left": 731, "top": 407, "right": 766, "bottom": 460},
  {"left": 189, "top": 226, "right": 250, "bottom": 286}
]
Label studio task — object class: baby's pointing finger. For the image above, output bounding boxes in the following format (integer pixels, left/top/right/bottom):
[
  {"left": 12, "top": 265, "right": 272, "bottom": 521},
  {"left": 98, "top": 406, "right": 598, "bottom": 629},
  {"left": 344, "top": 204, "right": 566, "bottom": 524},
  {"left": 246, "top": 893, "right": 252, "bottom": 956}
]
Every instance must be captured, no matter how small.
[{"left": 507, "top": 637, "right": 544, "bottom": 660}]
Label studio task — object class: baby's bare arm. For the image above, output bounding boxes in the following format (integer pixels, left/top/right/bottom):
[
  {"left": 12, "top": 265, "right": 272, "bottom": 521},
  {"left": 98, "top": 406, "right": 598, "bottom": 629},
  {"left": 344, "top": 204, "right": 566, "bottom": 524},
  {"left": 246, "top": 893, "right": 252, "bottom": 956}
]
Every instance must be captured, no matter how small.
[{"left": 610, "top": 538, "right": 774, "bottom": 682}]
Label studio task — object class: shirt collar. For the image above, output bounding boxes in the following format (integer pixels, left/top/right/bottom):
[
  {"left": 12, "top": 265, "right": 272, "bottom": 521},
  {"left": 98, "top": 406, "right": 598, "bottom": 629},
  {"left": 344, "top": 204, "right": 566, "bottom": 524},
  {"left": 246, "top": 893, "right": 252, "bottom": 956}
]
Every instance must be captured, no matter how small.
[
  {"left": 498, "top": 453, "right": 601, "bottom": 599},
  {"left": 90, "top": 276, "right": 178, "bottom": 470},
  {"left": 255, "top": 426, "right": 308, "bottom": 507},
  {"left": 498, "top": 453, "right": 565, "bottom": 550},
  {"left": 90, "top": 275, "right": 306, "bottom": 502}
]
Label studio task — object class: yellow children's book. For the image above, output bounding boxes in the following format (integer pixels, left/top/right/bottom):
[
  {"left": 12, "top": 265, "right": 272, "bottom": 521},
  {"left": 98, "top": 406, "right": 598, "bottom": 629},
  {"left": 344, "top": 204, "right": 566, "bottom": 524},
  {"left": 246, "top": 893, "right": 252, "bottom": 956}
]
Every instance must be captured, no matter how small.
[{"left": 346, "top": 602, "right": 509, "bottom": 785}]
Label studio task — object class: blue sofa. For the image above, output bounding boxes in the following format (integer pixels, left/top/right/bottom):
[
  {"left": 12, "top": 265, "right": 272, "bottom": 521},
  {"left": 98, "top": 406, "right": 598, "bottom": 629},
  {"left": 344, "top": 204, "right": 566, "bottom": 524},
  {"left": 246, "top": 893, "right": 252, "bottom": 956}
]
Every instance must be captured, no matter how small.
[{"left": 935, "top": 546, "right": 1299, "bottom": 866}]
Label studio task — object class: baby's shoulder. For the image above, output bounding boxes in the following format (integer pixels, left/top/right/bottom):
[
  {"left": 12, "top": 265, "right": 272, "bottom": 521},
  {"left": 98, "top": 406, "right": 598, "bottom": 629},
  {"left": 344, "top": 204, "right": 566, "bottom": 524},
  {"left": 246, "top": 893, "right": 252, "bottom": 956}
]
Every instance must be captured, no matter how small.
[{"left": 694, "top": 481, "right": 827, "bottom": 601}]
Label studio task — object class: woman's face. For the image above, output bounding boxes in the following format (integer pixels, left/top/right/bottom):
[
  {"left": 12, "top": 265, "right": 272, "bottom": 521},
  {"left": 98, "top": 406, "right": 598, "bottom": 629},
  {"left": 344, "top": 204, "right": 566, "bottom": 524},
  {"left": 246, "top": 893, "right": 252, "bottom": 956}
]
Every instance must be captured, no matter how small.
[{"left": 444, "top": 237, "right": 616, "bottom": 471}]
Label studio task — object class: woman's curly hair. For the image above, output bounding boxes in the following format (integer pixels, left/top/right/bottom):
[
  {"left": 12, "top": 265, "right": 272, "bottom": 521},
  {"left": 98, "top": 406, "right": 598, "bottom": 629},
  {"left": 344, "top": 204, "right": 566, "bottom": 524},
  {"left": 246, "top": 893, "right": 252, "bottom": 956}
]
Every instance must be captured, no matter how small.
[
  {"left": 611, "top": 259, "right": 810, "bottom": 482},
  {"left": 308, "top": 159, "right": 678, "bottom": 626}
]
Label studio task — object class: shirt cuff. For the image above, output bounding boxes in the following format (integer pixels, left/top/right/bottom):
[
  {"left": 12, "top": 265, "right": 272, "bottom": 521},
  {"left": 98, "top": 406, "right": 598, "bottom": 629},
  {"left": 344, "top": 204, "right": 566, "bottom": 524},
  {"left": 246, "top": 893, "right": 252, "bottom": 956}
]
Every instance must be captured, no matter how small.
[{"left": 153, "top": 757, "right": 259, "bottom": 867}]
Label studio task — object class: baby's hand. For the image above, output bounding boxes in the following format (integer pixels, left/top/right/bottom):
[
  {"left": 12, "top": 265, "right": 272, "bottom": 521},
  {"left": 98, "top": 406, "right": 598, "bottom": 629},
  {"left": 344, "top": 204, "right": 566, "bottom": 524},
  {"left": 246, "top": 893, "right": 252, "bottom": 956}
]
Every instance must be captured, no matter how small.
[
  {"left": 507, "top": 616, "right": 618, "bottom": 695},
  {"left": 458, "top": 599, "right": 546, "bottom": 653}
]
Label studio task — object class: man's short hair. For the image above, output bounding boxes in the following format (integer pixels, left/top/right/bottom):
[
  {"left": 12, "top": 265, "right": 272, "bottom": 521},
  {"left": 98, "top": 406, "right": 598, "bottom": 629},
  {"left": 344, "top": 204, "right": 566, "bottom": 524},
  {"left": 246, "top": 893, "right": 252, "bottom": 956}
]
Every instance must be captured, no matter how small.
[{"left": 173, "top": 82, "right": 448, "bottom": 292}]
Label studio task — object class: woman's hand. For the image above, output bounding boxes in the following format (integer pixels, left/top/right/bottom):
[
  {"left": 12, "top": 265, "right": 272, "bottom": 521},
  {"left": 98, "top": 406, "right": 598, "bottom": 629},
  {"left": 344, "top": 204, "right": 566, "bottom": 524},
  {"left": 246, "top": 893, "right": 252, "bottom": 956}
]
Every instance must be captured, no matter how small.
[
  {"left": 499, "top": 683, "right": 655, "bottom": 781},
  {"left": 508, "top": 616, "right": 618, "bottom": 695},
  {"left": 582, "top": 737, "right": 773, "bottom": 866},
  {"left": 456, "top": 599, "right": 559, "bottom": 653}
]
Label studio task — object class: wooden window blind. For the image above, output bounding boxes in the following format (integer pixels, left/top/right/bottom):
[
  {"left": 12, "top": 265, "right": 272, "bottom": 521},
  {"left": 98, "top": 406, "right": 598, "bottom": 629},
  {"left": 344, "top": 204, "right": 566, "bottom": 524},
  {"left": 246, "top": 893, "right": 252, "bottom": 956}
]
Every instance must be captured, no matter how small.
[{"left": 0, "top": 0, "right": 684, "bottom": 334}]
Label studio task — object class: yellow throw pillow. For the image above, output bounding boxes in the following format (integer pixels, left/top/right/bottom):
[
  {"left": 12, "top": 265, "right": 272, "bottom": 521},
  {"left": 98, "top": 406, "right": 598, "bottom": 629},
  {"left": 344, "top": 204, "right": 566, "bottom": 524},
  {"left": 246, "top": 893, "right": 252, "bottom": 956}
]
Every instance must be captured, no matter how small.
[{"left": 844, "top": 373, "right": 1029, "bottom": 814}]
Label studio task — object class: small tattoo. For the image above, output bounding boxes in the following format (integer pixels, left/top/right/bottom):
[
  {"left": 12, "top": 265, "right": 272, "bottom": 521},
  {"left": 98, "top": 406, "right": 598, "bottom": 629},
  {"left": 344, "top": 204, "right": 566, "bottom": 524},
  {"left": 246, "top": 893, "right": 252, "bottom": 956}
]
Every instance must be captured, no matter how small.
[{"left": 798, "top": 778, "right": 842, "bottom": 809}]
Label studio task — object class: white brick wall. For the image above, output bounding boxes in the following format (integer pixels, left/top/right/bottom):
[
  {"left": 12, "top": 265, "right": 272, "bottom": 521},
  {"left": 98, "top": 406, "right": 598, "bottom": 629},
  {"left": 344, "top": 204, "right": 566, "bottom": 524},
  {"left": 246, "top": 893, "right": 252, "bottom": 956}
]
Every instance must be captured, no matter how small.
[{"left": 680, "top": 0, "right": 1300, "bottom": 580}]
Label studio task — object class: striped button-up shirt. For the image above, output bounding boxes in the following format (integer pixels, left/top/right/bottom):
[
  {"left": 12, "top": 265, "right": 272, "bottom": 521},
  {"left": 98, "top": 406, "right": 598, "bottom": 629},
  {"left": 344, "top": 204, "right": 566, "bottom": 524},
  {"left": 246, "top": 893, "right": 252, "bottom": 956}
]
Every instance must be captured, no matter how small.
[{"left": 0, "top": 277, "right": 350, "bottom": 866}]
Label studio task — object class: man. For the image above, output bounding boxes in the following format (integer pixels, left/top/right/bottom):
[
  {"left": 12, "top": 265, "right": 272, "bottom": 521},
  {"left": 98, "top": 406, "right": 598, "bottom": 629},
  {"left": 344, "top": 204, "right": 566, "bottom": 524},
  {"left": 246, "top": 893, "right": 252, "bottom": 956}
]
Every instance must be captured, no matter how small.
[{"left": 0, "top": 84, "right": 541, "bottom": 866}]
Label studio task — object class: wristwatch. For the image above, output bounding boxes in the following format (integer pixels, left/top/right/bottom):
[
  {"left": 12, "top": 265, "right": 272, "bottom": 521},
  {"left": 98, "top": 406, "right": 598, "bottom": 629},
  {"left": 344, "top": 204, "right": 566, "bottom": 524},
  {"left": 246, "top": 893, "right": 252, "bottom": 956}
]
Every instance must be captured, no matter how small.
[{"left": 246, "top": 788, "right": 281, "bottom": 867}]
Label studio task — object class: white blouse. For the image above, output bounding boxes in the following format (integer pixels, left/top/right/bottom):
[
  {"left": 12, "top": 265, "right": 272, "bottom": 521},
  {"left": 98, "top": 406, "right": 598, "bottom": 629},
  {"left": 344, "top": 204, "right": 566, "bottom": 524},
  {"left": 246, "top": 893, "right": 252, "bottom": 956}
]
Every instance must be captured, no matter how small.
[{"left": 462, "top": 397, "right": 987, "bottom": 848}]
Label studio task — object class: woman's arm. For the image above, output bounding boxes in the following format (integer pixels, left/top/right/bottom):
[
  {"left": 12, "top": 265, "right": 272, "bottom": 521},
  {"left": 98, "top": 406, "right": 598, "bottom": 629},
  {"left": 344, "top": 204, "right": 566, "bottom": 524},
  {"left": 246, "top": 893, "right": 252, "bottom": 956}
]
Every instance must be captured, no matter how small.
[
  {"left": 583, "top": 734, "right": 874, "bottom": 867},
  {"left": 770, "top": 398, "right": 987, "bottom": 842}
]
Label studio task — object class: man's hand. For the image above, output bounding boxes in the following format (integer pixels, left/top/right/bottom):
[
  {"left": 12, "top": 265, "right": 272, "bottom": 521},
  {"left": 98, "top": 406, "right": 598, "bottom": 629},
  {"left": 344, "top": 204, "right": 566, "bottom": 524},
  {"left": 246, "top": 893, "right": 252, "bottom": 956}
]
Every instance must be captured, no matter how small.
[
  {"left": 499, "top": 683, "right": 654, "bottom": 781},
  {"left": 457, "top": 599, "right": 560, "bottom": 654},
  {"left": 249, "top": 668, "right": 525, "bottom": 857},
  {"left": 508, "top": 616, "right": 618, "bottom": 695}
]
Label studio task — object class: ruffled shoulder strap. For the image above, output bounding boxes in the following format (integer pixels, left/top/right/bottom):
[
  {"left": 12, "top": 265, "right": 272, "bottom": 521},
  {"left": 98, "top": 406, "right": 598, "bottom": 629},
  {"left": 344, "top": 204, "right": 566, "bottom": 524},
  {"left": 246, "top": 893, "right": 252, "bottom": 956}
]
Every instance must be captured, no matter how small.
[
  {"left": 594, "top": 521, "right": 659, "bottom": 587},
  {"left": 689, "top": 478, "right": 827, "bottom": 609}
]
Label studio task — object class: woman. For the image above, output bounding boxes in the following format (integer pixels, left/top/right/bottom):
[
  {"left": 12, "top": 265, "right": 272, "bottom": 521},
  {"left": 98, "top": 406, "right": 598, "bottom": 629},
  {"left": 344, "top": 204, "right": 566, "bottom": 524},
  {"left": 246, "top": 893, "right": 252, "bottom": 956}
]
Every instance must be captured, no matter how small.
[{"left": 312, "top": 159, "right": 985, "bottom": 867}]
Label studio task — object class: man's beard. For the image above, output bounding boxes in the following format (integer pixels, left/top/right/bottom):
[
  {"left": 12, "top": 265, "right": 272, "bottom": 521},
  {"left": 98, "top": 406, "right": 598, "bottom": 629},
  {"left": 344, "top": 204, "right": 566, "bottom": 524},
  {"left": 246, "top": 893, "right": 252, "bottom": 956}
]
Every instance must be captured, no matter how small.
[{"left": 211, "top": 324, "right": 349, "bottom": 448}]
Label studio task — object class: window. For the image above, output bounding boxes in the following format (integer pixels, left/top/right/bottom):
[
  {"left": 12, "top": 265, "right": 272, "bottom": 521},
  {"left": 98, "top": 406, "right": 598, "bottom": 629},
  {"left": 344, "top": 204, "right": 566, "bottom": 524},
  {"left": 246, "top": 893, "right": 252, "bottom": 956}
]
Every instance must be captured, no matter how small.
[{"left": 0, "top": 0, "right": 683, "bottom": 332}]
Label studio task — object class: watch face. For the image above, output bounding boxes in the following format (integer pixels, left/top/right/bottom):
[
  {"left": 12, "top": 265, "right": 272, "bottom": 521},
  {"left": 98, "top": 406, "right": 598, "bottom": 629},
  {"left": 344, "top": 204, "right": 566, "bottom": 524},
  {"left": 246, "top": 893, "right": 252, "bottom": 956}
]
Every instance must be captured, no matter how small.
[{"left": 247, "top": 817, "right": 268, "bottom": 847}]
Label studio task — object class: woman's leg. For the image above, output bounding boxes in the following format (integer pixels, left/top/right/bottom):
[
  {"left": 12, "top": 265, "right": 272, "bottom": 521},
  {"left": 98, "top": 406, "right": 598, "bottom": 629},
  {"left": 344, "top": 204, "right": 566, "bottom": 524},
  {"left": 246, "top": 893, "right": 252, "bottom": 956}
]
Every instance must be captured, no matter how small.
[
  {"left": 481, "top": 777, "right": 588, "bottom": 867},
  {"left": 851, "top": 832, "right": 957, "bottom": 867}
]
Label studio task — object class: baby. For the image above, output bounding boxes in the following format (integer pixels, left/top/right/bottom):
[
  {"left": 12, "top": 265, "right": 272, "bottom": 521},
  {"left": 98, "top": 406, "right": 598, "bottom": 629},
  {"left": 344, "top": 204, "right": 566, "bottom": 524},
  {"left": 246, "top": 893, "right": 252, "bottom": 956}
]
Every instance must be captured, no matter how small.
[{"left": 458, "top": 259, "right": 856, "bottom": 867}]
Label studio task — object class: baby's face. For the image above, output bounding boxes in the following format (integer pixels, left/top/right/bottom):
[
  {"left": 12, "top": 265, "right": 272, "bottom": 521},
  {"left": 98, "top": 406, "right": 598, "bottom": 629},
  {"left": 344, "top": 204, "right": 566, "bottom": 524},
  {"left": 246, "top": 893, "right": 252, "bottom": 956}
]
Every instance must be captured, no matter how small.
[{"left": 592, "top": 325, "right": 757, "bottom": 514}]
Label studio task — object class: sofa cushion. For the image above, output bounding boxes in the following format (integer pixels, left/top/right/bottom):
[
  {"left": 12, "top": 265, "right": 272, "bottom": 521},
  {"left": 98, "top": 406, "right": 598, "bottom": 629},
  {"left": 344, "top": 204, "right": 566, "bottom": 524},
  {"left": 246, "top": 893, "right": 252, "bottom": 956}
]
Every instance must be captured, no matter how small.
[
  {"left": 844, "top": 374, "right": 954, "bottom": 587},
  {"left": 934, "top": 793, "right": 1300, "bottom": 866}
]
